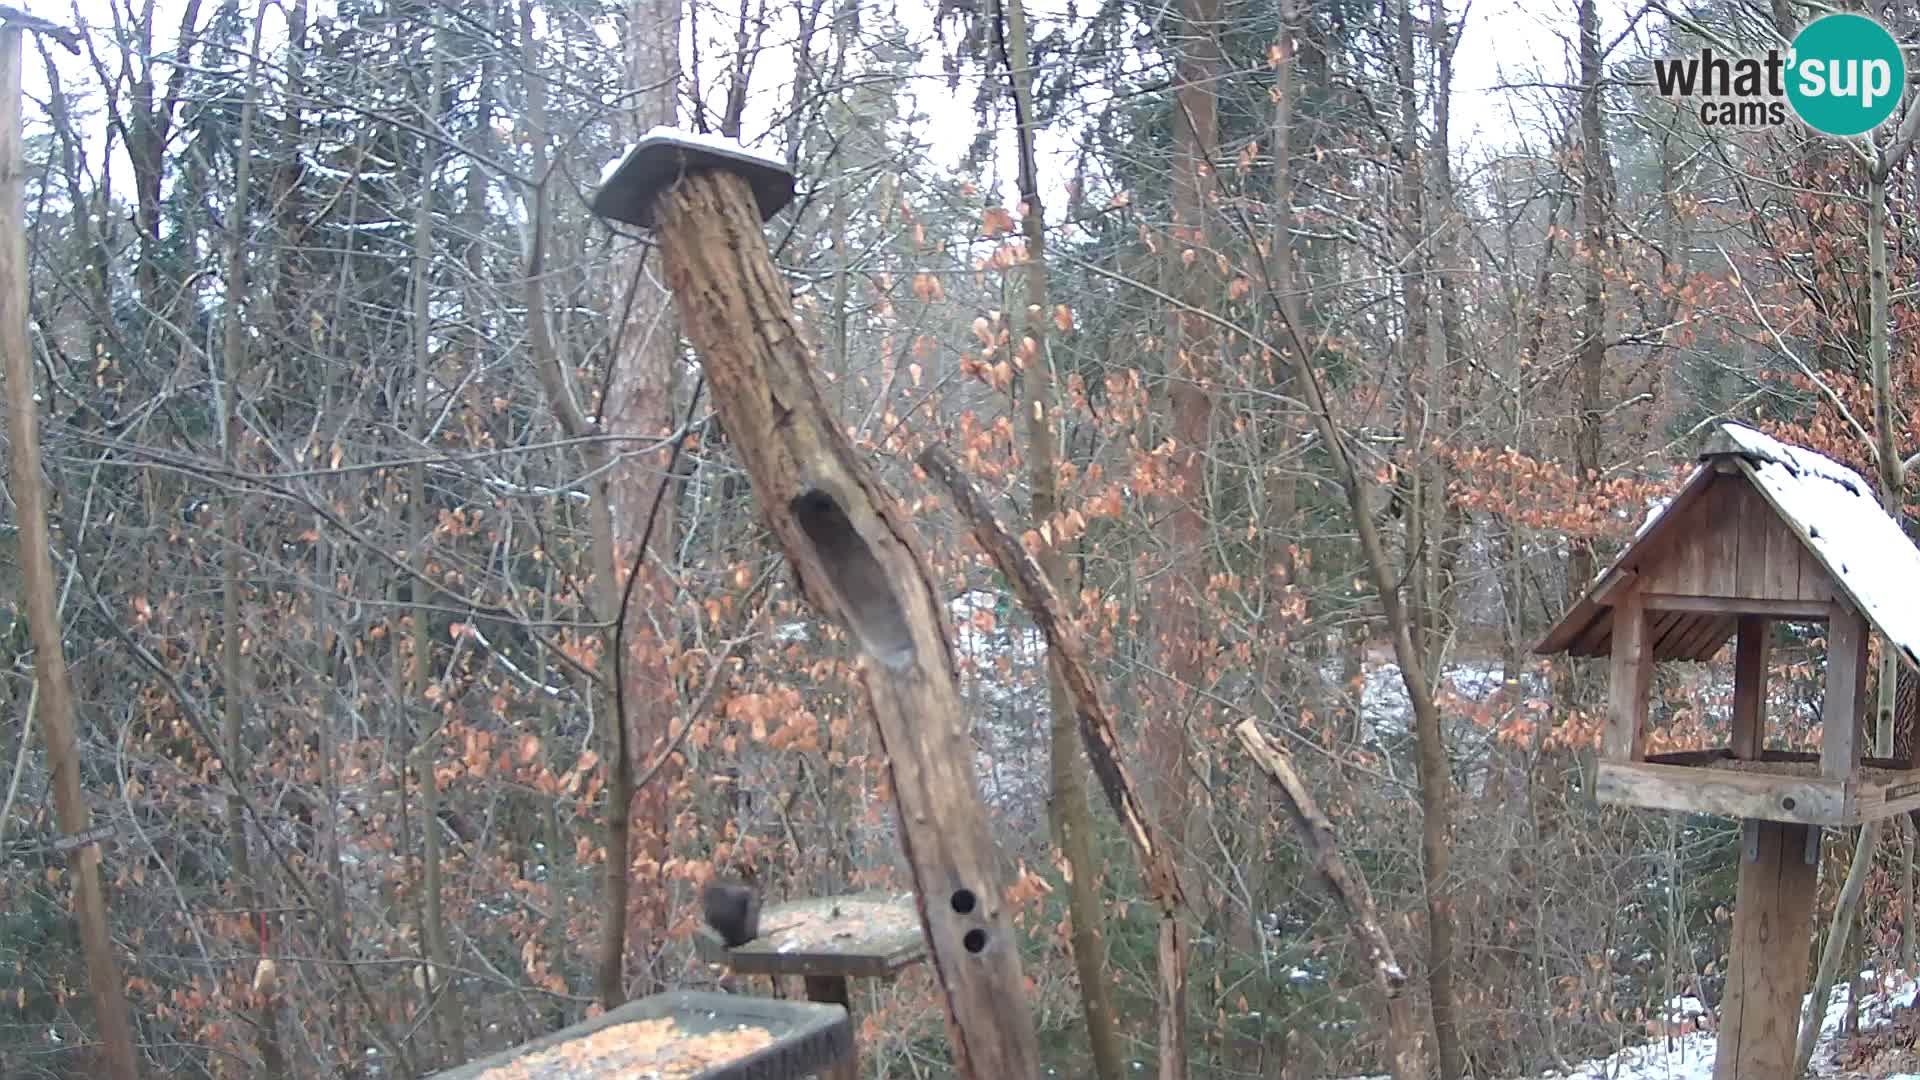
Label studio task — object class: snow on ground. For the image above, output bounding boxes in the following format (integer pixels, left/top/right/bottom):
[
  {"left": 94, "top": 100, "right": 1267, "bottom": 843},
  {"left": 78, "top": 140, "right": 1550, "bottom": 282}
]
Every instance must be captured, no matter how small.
[{"left": 1338, "top": 975, "right": 1920, "bottom": 1080}]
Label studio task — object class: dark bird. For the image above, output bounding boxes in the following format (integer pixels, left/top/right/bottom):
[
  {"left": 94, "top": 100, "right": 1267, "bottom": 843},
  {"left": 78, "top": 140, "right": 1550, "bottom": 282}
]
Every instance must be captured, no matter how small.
[{"left": 702, "top": 882, "right": 761, "bottom": 948}]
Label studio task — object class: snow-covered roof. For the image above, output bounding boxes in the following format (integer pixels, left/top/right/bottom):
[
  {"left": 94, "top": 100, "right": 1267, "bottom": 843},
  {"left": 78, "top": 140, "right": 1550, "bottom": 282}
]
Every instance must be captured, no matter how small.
[
  {"left": 591, "top": 126, "right": 794, "bottom": 229},
  {"left": 1538, "top": 422, "right": 1920, "bottom": 672},
  {"left": 1714, "top": 423, "right": 1920, "bottom": 671}
]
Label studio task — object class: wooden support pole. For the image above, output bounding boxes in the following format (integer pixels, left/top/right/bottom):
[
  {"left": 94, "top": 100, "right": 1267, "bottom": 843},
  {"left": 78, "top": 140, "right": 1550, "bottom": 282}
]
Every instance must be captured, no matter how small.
[
  {"left": 1606, "top": 590, "right": 1652, "bottom": 761},
  {"left": 1824, "top": 604, "right": 1869, "bottom": 780},
  {"left": 1714, "top": 820, "right": 1817, "bottom": 1080},
  {"left": 1731, "top": 616, "right": 1769, "bottom": 760},
  {"left": 803, "top": 975, "right": 857, "bottom": 1080},
  {"left": 639, "top": 163, "right": 1039, "bottom": 1077},
  {"left": 0, "top": 24, "right": 140, "bottom": 1080}
]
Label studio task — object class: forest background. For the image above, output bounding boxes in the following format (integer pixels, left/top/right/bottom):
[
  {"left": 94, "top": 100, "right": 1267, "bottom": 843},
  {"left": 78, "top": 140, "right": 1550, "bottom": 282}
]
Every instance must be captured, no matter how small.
[{"left": 2, "top": 0, "right": 1916, "bottom": 1076}]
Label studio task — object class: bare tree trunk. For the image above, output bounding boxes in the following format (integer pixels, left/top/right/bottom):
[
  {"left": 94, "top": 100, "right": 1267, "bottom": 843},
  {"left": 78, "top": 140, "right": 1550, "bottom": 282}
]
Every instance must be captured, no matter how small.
[
  {"left": 2, "top": 20, "right": 138, "bottom": 1079},
  {"left": 1425, "top": 0, "right": 1466, "bottom": 670},
  {"left": 1569, "top": 0, "right": 1612, "bottom": 606},
  {"left": 1798, "top": 111, "right": 1920, "bottom": 1073},
  {"left": 408, "top": 26, "right": 466, "bottom": 1065},
  {"left": 921, "top": 445, "right": 1192, "bottom": 1080},
  {"left": 1394, "top": 0, "right": 1463, "bottom": 1072},
  {"left": 519, "top": 0, "right": 656, "bottom": 1010},
  {"left": 603, "top": 0, "right": 685, "bottom": 1002},
  {"left": 649, "top": 165, "right": 1044, "bottom": 1077},
  {"left": 218, "top": 11, "right": 287, "bottom": 1075},
  {"left": 998, "top": 1, "right": 1124, "bottom": 1076},
  {"left": 1154, "top": 1, "right": 1223, "bottom": 1071}
]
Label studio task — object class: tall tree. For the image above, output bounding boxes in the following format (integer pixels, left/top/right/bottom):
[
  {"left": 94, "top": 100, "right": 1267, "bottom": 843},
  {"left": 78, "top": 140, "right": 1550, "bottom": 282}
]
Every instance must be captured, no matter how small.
[
  {"left": 0, "top": 19, "right": 140, "bottom": 1080},
  {"left": 1395, "top": 0, "right": 1463, "bottom": 1070},
  {"left": 592, "top": 0, "right": 686, "bottom": 1007},
  {"left": 1153, "top": 0, "right": 1223, "bottom": 1073},
  {"left": 997, "top": 1, "right": 1124, "bottom": 1077}
]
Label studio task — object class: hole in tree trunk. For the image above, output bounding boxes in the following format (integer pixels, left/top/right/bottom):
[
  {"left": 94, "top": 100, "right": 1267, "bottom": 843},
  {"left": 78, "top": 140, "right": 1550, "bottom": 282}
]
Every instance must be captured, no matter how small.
[{"left": 791, "top": 488, "right": 914, "bottom": 670}]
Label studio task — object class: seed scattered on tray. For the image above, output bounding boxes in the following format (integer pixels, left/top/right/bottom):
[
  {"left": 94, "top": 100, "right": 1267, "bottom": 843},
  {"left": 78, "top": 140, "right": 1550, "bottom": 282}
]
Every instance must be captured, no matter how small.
[
  {"left": 476, "top": 1017, "right": 775, "bottom": 1080},
  {"left": 1707, "top": 758, "right": 1908, "bottom": 783},
  {"left": 761, "top": 896, "right": 920, "bottom": 951}
]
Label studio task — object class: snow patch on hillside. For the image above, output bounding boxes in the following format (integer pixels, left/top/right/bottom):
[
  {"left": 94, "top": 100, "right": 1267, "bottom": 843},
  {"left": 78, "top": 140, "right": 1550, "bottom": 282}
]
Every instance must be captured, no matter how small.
[{"left": 1338, "top": 974, "right": 1920, "bottom": 1080}]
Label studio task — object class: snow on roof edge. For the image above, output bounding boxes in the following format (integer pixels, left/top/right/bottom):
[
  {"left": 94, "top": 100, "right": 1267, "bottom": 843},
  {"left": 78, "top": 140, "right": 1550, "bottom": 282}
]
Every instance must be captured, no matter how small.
[
  {"left": 1712, "top": 422, "right": 1871, "bottom": 498},
  {"left": 639, "top": 125, "right": 788, "bottom": 172},
  {"left": 1714, "top": 422, "right": 1920, "bottom": 670}
]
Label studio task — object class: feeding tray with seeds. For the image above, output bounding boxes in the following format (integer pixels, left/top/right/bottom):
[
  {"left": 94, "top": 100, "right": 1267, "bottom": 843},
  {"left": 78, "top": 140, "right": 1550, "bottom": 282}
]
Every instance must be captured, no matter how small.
[
  {"left": 695, "top": 892, "right": 926, "bottom": 979},
  {"left": 696, "top": 892, "right": 927, "bottom": 1080},
  {"left": 428, "top": 990, "right": 850, "bottom": 1080}
]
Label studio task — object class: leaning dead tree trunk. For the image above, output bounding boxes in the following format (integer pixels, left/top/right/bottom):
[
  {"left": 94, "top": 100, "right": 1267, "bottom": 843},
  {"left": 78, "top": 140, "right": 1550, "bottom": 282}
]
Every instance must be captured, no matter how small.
[
  {"left": 0, "top": 19, "right": 140, "bottom": 1080},
  {"left": 918, "top": 445, "right": 1189, "bottom": 1080},
  {"left": 1234, "top": 722, "right": 1426, "bottom": 1079},
  {"left": 592, "top": 135, "right": 1041, "bottom": 1078}
]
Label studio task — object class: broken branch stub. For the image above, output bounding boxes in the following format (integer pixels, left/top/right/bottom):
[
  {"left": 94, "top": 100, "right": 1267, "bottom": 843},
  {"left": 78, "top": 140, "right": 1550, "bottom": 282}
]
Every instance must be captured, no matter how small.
[
  {"left": 606, "top": 140, "right": 1040, "bottom": 1078},
  {"left": 917, "top": 444, "right": 1192, "bottom": 1080},
  {"left": 916, "top": 445, "right": 1185, "bottom": 915},
  {"left": 1233, "top": 720, "right": 1426, "bottom": 1080}
]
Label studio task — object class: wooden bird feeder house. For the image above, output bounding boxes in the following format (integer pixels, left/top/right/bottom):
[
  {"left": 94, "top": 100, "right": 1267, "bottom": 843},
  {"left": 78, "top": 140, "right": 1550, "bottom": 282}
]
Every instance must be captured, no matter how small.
[{"left": 1538, "top": 421, "right": 1920, "bottom": 1078}]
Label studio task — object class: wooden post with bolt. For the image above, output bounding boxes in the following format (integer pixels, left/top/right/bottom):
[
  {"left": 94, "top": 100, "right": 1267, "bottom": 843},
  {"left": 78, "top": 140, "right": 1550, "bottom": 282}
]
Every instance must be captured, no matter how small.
[
  {"left": 0, "top": 10, "right": 140, "bottom": 1080},
  {"left": 591, "top": 130, "right": 1041, "bottom": 1077}
]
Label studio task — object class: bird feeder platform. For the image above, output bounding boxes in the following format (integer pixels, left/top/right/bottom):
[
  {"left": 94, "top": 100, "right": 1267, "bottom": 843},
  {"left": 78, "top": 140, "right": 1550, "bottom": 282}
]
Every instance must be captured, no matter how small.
[
  {"left": 427, "top": 990, "right": 850, "bottom": 1080},
  {"left": 1539, "top": 422, "right": 1920, "bottom": 825},
  {"left": 1538, "top": 422, "right": 1920, "bottom": 1079},
  {"left": 696, "top": 892, "right": 927, "bottom": 1080},
  {"left": 695, "top": 892, "right": 927, "bottom": 979}
]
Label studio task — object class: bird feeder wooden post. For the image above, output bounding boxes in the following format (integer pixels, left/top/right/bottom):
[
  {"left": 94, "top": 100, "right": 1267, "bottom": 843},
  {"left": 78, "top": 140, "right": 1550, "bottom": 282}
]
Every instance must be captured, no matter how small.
[
  {"left": 1539, "top": 423, "right": 1920, "bottom": 1079},
  {"left": 590, "top": 130, "right": 1042, "bottom": 1078}
]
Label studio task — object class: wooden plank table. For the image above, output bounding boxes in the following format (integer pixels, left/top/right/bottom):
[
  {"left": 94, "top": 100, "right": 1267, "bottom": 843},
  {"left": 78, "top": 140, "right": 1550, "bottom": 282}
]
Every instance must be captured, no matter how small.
[
  {"left": 428, "top": 990, "right": 850, "bottom": 1080},
  {"left": 696, "top": 892, "right": 928, "bottom": 1080}
]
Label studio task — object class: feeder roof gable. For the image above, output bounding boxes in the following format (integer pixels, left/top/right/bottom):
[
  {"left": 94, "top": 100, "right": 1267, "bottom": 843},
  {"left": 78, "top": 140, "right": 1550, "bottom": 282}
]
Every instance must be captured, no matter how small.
[{"left": 1537, "top": 422, "right": 1920, "bottom": 672}]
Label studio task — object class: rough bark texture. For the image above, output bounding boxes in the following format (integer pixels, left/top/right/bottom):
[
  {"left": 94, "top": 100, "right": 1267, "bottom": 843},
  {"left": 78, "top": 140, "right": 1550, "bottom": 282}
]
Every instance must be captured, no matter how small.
[
  {"left": 1158, "top": 0, "right": 1220, "bottom": 1070},
  {"left": 607, "top": 0, "right": 684, "bottom": 998},
  {"left": 651, "top": 167, "right": 1041, "bottom": 1078},
  {"left": 0, "top": 25, "right": 141, "bottom": 1080}
]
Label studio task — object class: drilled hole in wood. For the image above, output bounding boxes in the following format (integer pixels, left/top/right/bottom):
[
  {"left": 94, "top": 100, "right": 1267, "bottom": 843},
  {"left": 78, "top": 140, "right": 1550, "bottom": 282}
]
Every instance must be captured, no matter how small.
[
  {"left": 790, "top": 488, "right": 914, "bottom": 670},
  {"left": 963, "top": 928, "right": 988, "bottom": 954},
  {"left": 950, "top": 888, "right": 976, "bottom": 915}
]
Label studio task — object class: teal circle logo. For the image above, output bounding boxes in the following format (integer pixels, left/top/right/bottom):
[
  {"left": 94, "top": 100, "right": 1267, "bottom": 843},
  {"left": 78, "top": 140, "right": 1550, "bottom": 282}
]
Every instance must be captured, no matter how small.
[{"left": 1787, "top": 14, "right": 1906, "bottom": 137}]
